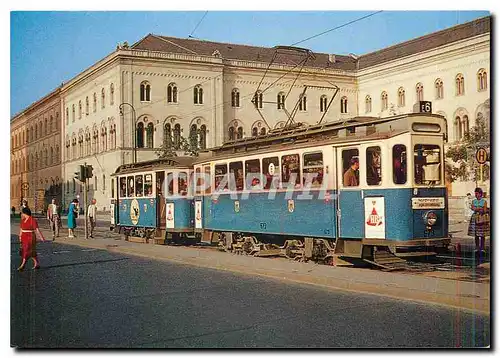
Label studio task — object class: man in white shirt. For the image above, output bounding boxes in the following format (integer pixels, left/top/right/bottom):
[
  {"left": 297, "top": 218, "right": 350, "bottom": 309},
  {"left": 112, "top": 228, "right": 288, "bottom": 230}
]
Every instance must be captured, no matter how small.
[
  {"left": 47, "top": 198, "right": 60, "bottom": 239},
  {"left": 87, "top": 199, "right": 97, "bottom": 238}
]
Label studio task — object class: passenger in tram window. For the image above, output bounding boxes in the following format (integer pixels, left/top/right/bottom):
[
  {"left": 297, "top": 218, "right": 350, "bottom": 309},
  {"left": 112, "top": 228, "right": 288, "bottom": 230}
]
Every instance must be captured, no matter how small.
[
  {"left": 367, "top": 147, "right": 381, "bottom": 186},
  {"left": 343, "top": 157, "right": 359, "bottom": 187}
]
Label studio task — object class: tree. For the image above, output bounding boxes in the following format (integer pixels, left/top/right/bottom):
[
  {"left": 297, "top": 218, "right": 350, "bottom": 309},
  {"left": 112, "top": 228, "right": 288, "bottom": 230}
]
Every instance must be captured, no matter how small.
[
  {"left": 155, "top": 128, "right": 200, "bottom": 159},
  {"left": 446, "top": 117, "right": 490, "bottom": 183}
]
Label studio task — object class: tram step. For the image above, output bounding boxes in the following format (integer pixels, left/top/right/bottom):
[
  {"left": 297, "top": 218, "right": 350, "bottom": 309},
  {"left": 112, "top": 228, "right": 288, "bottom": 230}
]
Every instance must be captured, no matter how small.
[
  {"left": 364, "top": 250, "right": 409, "bottom": 271},
  {"left": 254, "top": 249, "right": 282, "bottom": 257},
  {"left": 395, "top": 251, "right": 437, "bottom": 257},
  {"left": 127, "top": 236, "right": 148, "bottom": 244}
]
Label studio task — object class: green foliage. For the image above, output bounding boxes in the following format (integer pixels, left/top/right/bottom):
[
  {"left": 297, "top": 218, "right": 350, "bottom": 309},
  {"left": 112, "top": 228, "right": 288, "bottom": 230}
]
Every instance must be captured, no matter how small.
[{"left": 155, "top": 131, "right": 200, "bottom": 159}]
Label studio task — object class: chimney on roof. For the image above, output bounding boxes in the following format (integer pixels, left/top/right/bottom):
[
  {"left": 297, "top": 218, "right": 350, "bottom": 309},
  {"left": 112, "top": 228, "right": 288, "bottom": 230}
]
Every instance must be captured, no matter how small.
[
  {"left": 349, "top": 53, "right": 358, "bottom": 60},
  {"left": 123, "top": 41, "right": 129, "bottom": 49},
  {"left": 328, "top": 54, "right": 336, "bottom": 63}
]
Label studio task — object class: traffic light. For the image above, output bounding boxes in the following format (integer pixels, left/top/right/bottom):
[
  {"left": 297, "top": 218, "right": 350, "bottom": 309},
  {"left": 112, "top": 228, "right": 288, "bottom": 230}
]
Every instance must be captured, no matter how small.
[
  {"left": 86, "top": 165, "right": 94, "bottom": 178},
  {"left": 74, "top": 165, "right": 85, "bottom": 182}
]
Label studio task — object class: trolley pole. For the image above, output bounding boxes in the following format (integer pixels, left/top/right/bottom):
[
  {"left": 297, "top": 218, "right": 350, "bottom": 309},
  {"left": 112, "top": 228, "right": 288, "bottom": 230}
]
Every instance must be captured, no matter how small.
[{"left": 84, "top": 162, "right": 89, "bottom": 240}]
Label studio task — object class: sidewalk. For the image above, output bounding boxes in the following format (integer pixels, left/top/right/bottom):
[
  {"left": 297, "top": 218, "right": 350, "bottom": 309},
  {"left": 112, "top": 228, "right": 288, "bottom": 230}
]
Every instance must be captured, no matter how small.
[{"left": 37, "top": 226, "right": 490, "bottom": 315}]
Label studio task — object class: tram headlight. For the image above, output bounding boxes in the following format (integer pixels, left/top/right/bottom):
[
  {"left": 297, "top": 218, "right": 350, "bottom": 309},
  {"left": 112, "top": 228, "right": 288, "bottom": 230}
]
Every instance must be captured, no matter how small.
[{"left": 424, "top": 211, "right": 438, "bottom": 226}]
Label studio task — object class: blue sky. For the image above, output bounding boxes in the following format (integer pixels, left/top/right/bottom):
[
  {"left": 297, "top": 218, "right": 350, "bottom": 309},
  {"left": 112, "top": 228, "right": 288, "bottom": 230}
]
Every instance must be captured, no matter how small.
[{"left": 10, "top": 10, "right": 490, "bottom": 117}]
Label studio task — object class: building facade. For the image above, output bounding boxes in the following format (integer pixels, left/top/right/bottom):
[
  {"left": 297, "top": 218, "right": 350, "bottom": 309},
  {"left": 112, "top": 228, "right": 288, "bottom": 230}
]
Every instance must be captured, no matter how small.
[{"left": 10, "top": 87, "right": 62, "bottom": 212}]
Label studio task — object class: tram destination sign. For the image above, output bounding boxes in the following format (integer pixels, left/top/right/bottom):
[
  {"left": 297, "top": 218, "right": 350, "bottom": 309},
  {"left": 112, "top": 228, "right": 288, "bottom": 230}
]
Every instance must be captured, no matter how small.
[{"left": 411, "top": 197, "right": 445, "bottom": 210}]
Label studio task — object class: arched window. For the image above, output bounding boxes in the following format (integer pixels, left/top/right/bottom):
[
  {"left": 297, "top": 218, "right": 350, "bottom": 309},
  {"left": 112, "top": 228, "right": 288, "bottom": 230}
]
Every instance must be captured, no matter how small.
[
  {"left": 140, "top": 81, "right": 151, "bottom": 102},
  {"left": 110, "top": 83, "right": 114, "bottom": 105},
  {"left": 416, "top": 83, "right": 424, "bottom": 102},
  {"left": 190, "top": 124, "right": 198, "bottom": 149},
  {"left": 110, "top": 124, "right": 116, "bottom": 149},
  {"left": 298, "top": 95, "right": 307, "bottom": 111},
  {"left": 231, "top": 88, "right": 240, "bottom": 107},
  {"left": 136, "top": 122, "right": 144, "bottom": 148},
  {"left": 78, "top": 134, "right": 83, "bottom": 158},
  {"left": 34, "top": 124, "right": 38, "bottom": 139},
  {"left": 454, "top": 114, "right": 470, "bottom": 141},
  {"left": 277, "top": 92, "right": 285, "bottom": 110},
  {"left": 260, "top": 127, "right": 266, "bottom": 136},
  {"left": 50, "top": 116, "right": 53, "bottom": 132},
  {"left": 340, "top": 96, "right": 348, "bottom": 114},
  {"left": 44, "top": 119, "right": 48, "bottom": 135},
  {"left": 365, "top": 96, "right": 372, "bottom": 113},
  {"left": 72, "top": 104, "right": 75, "bottom": 122},
  {"left": 85, "top": 131, "right": 91, "bottom": 155},
  {"left": 167, "top": 83, "right": 178, "bottom": 103},
  {"left": 237, "top": 127, "right": 243, "bottom": 139},
  {"left": 252, "top": 127, "right": 258, "bottom": 137},
  {"left": 173, "top": 124, "right": 181, "bottom": 149},
  {"left": 101, "top": 127, "right": 108, "bottom": 152},
  {"left": 228, "top": 127, "right": 235, "bottom": 141},
  {"left": 455, "top": 74, "right": 465, "bottom": 96},
  {"left": 66, "top": 108, "right": 69, "bottom": 125},
  {"left": 381, "top": 92, "right": 388, "bottom": 111},
  {"left": 398, "top": 87, "right": 405, "bottom": 107},
  {"left": 86, "top": 96, "right": 89, "bottom": 115},
  {"left": 253, "top": 91, "right": 263, "bottom": 109},
  {"left": 320, "top": 95, "right": 328, "bottom": 113},
  {"left": 101, "top": 88, "right": 106, "bottom": 108},
  {"left": 50, "top": 147, "right": 54, "bottom": 166},
  {"left": 194, "top": 85, "right": 203, "bottom": 104},
  {"left": 56, "top": 145, "right": 60, "bottom": 163},
  {"left": 164, "top": 123, "right": 172, "bottom": 148},
  {"left": 477, "top": 68, "right": 487, "bottom": 91},
  {"left": 93, "top": 93, "right": 97, "bottom": 112},
  {"left": 146, "top": 123, "right": 154, "bottom": 148},
  {"left": 199, "top": 125, "right": 207, "bottom": 149},
  {"left": 435, "top": 79, "right": 444, "bottom": 99},
  {"left": 78, "top": 100, "right": 82, "bottom": 119}
]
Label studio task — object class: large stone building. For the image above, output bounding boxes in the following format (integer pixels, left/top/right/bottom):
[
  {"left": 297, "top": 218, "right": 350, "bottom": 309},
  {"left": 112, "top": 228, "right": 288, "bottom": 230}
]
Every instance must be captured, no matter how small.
[
  {"left": 11, "top": 15, "right": 490, "bottom": 213},
  {"left": 10, "top": 87, "right": 62, "bottom": 212}
]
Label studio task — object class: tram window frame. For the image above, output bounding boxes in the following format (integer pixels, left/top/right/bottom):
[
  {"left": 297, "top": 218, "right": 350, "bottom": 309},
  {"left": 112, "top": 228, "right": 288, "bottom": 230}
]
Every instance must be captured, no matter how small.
[
  {"left": 156, "top": 171, "right": 165, "bottom": 196},
  {"left": 214, "top": 163, "right": 228, "bottom": 192},
  {"left": 135, "top": 175, "right": 144, "bottom": 197},
  {"left": 245, "top": 159, "right": 262, "bottom": 190},
  {"left": 178, "top": 171, "right": 188, "bottom": 196},
  {"left": 195, "top": 167, "right": 202, "bottom": 195},
  {"left": 414, "top": 144, "right": 441, "bottom": 185},
  {"left": 302, "top": 151, "right": 324, "bottom": 187},
  {"left": 281, "top": 153, "right": 301, "bottom": 189},
  {"left": 166, "top": 172, "right": 174, "bottom": 196},
  {"left": 342, "top": 148, "right": 360, "bottom": 187},
  {"left": 127, "top": 176, "right": 135, "bottom": 197},
  {"left": 229, "top": 161, "right": 244, "bottom": 192},
  {"left": 111, "top": 178, "right": 115, "bottom": 198},
  {"left": 366, "top": 146, "right": 382, "bottom": 186},
  {"left": 119, "top": 177, "right": 127, "bottom": 197},
  {"left": 262, "top": 156, "right": 280, "bottom": 190},
  {"left": 392, "top": 145, "right": 407, "bottom": 185},
  {"left": 144, "top": 173, "right": 154, "bottom": 197},
  {"left": 204, "top": 166, "right": 212, "bottom": 194}
]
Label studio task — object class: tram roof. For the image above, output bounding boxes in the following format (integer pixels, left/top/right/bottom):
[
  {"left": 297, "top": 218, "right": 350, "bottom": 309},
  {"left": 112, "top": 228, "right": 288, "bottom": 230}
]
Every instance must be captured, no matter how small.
[
  {"left": 201, "top": 113, "right": 444, "bottom": 158},
  {"left": 112, "top": 156, "right": 195, "bottom": 175}
]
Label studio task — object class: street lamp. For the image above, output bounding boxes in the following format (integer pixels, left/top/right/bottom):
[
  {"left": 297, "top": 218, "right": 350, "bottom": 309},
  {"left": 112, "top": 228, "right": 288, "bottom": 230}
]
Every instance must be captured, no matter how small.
[{"left": 119, "top": 102, "right": 137, "bottom": 164}]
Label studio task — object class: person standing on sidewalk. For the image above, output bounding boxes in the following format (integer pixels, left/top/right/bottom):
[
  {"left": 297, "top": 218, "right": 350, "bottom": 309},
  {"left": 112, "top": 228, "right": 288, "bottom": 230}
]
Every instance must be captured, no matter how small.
[
  {"left": 17, "top": 207, "right": 46, "bottom": 271},
  {"left": 87, "top": 199, "right": 97, "bottom": 238},
  {"left": 67, "top": 199, "right": 79, "bottom": 238},
  {"left": 467, "top": 187, "right": 490, "bottom": 253},
  {"left": 47, "top": 198, "right": 61, "bottom": 240}
]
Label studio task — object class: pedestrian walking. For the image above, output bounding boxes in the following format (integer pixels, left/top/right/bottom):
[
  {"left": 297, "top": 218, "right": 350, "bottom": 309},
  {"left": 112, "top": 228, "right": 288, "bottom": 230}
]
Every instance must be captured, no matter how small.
[
  {"left": 17, "top": 207, "right": 46, "bottom": 271},
  {"left": 463, "top": 193, "right": 473, "bottom": 223},
  {"left": 467, "top": 187, "right": 490, "bottom": 253},
  {"left": 47, "top": 198, "right": 61, "bottom": 240},
  {"left": 87, "top": 199, "right": 97, "bottom": 238},
  {"left": 67, "top": 198, "right": 79, "bottom": 238}
]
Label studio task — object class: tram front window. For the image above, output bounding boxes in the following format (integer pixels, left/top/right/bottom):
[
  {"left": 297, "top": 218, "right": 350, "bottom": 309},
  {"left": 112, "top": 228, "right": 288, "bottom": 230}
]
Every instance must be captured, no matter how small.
[{"left": 414, "top": 144, "right": 441, "bottom": 185}]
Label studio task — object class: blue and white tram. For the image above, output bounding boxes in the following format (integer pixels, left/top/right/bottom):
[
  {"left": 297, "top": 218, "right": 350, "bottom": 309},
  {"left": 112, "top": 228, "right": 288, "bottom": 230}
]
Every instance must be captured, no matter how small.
[
  {"left": 111, "top": 157, "right": 196, "bottom": 243},
  {"left": 193, "top": 112, "right": 450, "bottom": 264}
]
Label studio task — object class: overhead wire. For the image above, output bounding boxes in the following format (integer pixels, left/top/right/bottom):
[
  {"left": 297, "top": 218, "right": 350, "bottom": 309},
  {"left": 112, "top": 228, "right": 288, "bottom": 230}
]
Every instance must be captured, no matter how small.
[{"left": 188, "top": 11, "right": 209, "bottom": 39}]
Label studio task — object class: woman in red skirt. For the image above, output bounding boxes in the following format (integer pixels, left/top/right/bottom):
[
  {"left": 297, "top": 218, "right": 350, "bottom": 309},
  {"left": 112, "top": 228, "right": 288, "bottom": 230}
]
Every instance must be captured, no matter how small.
[{"left": 17, "top": 207, "right": 46, "bottom": 271}]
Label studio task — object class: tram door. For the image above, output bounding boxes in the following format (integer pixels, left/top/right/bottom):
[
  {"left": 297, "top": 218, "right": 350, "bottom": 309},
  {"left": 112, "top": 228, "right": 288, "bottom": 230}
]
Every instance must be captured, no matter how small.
[
  {"left": 336, "top": 146, "right": 364, "bottom": 239},
  {"left": 156, "top": 171, "right": 166, "bottom": 228}
]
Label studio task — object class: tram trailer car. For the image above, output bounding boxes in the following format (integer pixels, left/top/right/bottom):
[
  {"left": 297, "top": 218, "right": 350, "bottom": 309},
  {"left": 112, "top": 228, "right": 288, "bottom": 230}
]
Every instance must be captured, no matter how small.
[
  {"left": 111, "top": 157, "right": 197, "bottom": 244},
  {"left": 193, "top": 112, "right": 450, "bottom": 266}
]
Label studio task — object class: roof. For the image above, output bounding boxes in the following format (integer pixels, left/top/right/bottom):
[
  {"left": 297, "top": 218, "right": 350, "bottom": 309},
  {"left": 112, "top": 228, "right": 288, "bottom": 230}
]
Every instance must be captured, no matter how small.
[
  {"left": 113, "top": 156, "right": 195, "bottom": 175},
  {"left": 358, "top": 16, "right": 490, "bottom": 69},
  {"left": 132, "top": 34, "right": 357, "bottom": 70}
]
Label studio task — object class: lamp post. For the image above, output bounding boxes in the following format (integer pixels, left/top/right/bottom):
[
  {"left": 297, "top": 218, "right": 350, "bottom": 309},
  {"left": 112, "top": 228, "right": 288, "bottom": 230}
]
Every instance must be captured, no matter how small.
[{"left": 119, "top": 103, "right": 137, "bottom": 164}]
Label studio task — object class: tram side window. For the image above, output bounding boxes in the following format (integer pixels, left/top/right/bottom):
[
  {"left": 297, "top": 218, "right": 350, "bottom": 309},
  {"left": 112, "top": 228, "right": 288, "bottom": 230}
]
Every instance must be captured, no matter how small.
[
  {"left": 166, "top": 172, "right": 174, "bottom": 196},
  {"left": 303, "top": 152, "right": 323, "bottom": 187},
  {"left": 144, "top": 174, "right": 153, "bottom": 196},
  {"left": 414, "top": 144, "right": 441, "bottom": 185},
  {"left": 281, "top": 154, "right": 301, "bottom": 188},
  {"left": 135, "top": 175, "right": 144, "bottom": 197},
  {"left": 215, "top": 164, "right": 228, "bottom": 191},
  {"left": 366, "top": 146, "right": 382, "bottom": 186},
  {"left": 245, "top": 159, "right": 262, "bottom": 190},
  {"left": 156, "top": 172, "right": 165, "bottom": 196},
  {"left": 262, "top": 157, "right": 279, "bottom": 190},
  {"left": 342, "top": 149, "right": 359, "bottom": 187},
  {"left": 119, "top": 177, "right": 127, "bottom": 197},
  {"left": 127, "top": 176, "right": 134, "bottom": 197},
  {"left": 178, "top": 172, "right": 188, "bottom": 196},
  {"left": 204, "top": 166, "right": 212, "bottom": 194},
  {"left": 229, "top": 161, "right": 244, "bottom": 191},
  {"left": 111, "top": 179, "right": 115, "bottom": 198},
  {"left": 195, "top": 168, "right": 202, "bottom": 195},
  {"left": 393, "top": 145, "right": 407, "bottom": 184}
]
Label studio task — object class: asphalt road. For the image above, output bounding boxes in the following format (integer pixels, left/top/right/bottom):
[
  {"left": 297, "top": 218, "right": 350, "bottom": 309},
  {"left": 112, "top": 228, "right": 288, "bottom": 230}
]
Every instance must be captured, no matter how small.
[{"left": 11, "top": 234, "right": 490, "bottom": 348}]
